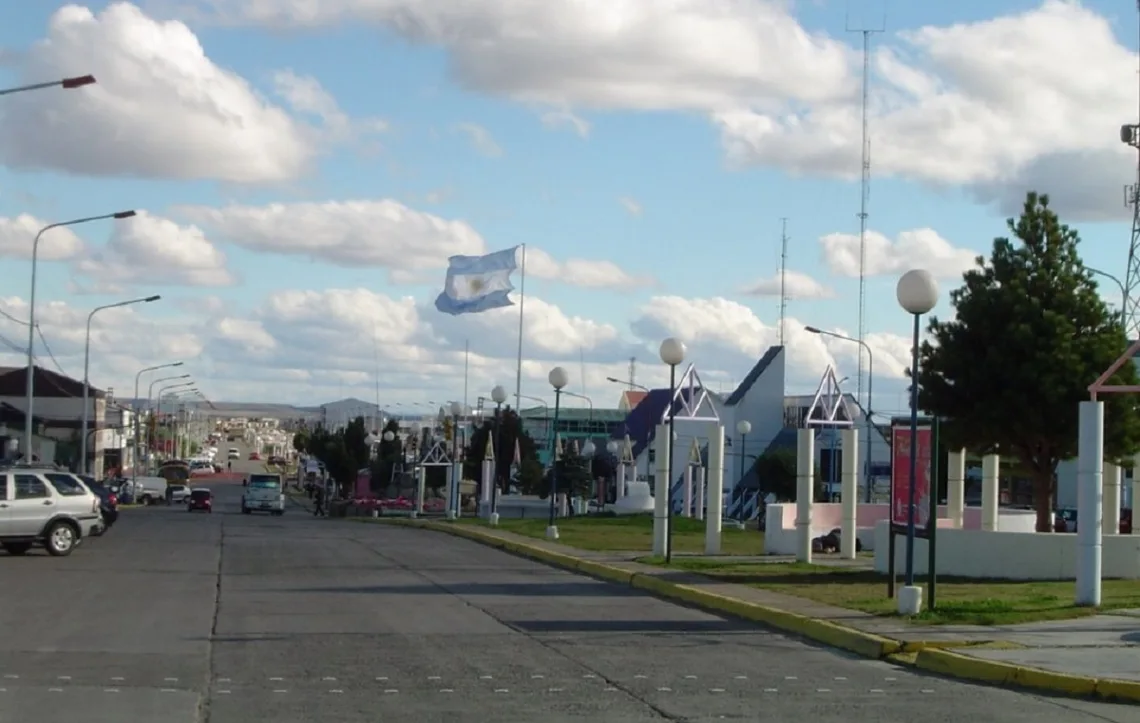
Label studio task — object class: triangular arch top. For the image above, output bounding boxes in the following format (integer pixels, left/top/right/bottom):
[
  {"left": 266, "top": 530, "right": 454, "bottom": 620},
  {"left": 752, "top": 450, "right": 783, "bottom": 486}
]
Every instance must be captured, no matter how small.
[
  {"left": 661, "top": 364, "right": 721, "bottom": 423},
  {"left": 804, "top": 365, "right": 855, "bottom": 428},
  {"left": 421, "top": 439, "right": 453, "bottom": 465}
]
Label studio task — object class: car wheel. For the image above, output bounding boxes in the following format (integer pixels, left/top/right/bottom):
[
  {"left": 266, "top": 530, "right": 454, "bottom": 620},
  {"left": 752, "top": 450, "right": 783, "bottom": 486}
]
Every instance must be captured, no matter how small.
[
  {"left": 241, "top": 507, "right": 250, "bottom": 515},
  {"left": 3, "top": 542, "right": 31, "bottom": 555},
  {"left": 44, "top": 522, "right": 77, "bottom": 557}
]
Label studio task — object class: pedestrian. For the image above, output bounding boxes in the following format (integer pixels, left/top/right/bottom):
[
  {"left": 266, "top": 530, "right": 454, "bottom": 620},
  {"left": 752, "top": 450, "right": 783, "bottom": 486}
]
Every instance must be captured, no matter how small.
[
  {"left": 313, "top": 485, "right": 326, "bottom": 517},
  {"left": 227, "top": 460, "right": 232, "bottom": 472}
]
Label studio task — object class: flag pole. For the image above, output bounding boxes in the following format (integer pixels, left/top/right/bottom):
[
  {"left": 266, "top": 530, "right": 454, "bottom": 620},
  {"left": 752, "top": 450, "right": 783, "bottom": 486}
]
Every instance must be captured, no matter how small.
[
  {"left": 463, "top": 339, "right": 470, "bottom": 412},
  {"left": 515, "top": 244, "right": 526, "bottom": 410}
]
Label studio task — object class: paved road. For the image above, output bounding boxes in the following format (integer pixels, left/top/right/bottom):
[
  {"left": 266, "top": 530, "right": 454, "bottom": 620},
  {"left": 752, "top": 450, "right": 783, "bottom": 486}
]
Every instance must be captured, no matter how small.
[{"left": 0, "top": 468, "right": 1135, "bottom": 721}]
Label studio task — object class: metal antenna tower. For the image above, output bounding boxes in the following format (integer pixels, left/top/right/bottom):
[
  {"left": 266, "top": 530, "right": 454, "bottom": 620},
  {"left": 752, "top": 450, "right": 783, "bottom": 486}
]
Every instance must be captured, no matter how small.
[
  {"left": 628, "top": 356, "right": 636, "bottom": 390},
  {"left": 779, "top": 218, "right": 789, "bottom": 346},
  {"left": 1123, "top": 0, "right": 1140, "bottom": 338},
  {"left": 847, "top": 5, "right": 885, "bottom": 414}
]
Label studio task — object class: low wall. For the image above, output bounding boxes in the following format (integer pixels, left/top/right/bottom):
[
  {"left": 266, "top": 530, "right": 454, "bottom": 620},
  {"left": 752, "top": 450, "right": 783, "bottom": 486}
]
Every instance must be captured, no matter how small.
[
  {"left": 763, "top": 503, "right": 1036, "bottom": 555},
  {"left": 872, "top": 521, "right": 1140, "bottom": 579}
]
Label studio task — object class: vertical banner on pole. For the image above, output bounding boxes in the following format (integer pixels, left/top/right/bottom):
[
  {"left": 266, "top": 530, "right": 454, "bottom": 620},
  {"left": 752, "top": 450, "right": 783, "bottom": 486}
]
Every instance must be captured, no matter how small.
[{"left": 890, "top": 420, "right": 934, "bottom": 537}]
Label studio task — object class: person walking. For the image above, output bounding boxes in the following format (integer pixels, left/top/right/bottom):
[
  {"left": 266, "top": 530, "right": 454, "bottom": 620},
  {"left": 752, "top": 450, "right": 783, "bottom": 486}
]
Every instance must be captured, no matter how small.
[{"left": 313, "top": 485, "right": 326, "bottom": 517}]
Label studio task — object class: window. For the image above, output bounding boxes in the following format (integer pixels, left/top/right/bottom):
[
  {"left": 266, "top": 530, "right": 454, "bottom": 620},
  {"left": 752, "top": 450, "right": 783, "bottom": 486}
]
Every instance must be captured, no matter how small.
[
  {"left": 0, "top": 475, "right": 7, "bottom": 501},
  {"left": 45, "top": 473, "right": 86, "bottom": 497},
  {"left": 14, "top": 474, "right": 49, "bottom": 500}
]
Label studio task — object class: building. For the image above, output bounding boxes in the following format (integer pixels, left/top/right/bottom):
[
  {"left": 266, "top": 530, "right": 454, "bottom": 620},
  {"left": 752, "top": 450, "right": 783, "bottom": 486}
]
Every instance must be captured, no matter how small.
[
  {"left": 0, "top": 365, "right": 132, "bottom": 476},
  {"left": 520, "top": 407, "right": 628, "bottom": 464},
  {"left": 604, "top": 346, "right": 894, "bottom": 519},
  {"left": 617, "top": 390, "right": 648, "bottom": 413}
]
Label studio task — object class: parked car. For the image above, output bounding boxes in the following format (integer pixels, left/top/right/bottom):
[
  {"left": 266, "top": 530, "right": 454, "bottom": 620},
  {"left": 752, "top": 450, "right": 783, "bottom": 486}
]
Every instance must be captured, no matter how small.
[
  {"left": 167, "top": 484, "right": 191, "bottom": 504},
  {"left": 0, "top": 465, "right": 102, "bottom": 556},
  {"left": 248, "top": 452, "right": 261, "bottom": 461},
  {"left": 78, "top": 475, "right": 119, "bottom": 530},
  {"left": 187, "top": 488, "right": 213, "bottom": 513}
]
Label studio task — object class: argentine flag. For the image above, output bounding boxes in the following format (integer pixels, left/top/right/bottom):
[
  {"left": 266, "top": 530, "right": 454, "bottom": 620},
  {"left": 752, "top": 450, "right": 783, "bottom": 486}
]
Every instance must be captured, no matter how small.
[{"left": 434, "top": 246, "right": 520, "bottom": 316}]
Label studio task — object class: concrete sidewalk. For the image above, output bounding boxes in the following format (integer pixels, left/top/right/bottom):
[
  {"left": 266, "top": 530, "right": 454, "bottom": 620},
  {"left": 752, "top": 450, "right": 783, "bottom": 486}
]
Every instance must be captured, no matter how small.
[{"left": 369, "top": 517, "right": 1140, "bottom": 704}]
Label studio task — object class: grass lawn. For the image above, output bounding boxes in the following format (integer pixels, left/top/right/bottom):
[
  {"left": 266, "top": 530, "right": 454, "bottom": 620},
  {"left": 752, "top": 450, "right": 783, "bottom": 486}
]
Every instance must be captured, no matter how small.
[
  {"left": 642, "top": 557, "right": 1140, "bottom": 626},
  {"left": 458, "top": 514, "right": 764, "bottom": 555}
]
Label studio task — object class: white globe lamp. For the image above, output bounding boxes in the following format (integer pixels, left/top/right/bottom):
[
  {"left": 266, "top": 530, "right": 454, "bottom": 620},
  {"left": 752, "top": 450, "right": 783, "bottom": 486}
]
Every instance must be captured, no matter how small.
[
  {"left": 491, "top": 385, "right": 507, "bottom": 404},
  {"left": 581, "top": 441, "right": 596, "bottom": 458},
  {"left": 383, "top": 431, "right": 395, "bottom": 442},
  {"left": 896, "top": 269, "right": 939, "bottom": 315},
  {"left": 548, "top": 366, "right": 569, "bottom": 390},
  {"left": 736, "top": 420, "right": 752, "bottom": 436},
  {"left": 659, "top": 337, "right": 686, "bottom": 367}
]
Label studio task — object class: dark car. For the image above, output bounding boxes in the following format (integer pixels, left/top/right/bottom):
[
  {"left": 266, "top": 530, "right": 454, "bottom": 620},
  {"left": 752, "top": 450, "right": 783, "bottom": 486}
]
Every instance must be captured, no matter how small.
[
  {"left": 79, "top": 475, "right": 119, "bottom": 529},
  {"left": 188, "top": 489, "right": 213, "bottom": 513}
]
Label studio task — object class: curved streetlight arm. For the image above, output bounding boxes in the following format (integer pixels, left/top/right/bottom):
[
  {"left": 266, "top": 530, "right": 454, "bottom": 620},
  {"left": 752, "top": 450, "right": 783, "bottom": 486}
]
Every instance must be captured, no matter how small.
[
  {"left": 605, "top": 376, "right": 649, "bottom": 392},
  {"left": 24, "top": 209, "right": 138, "bottom": 462},
  {"left": 1087, "top": 267, "right": 1127, "bottom": 311},
  {"left": 132, "top": 362, "right": 182, "bottom": 482},
  {"left": 561, "top": 390, "right": 594, "bottom": 421},
  {"left": 80, "top": 295, "right": 162, "bottom": 474},
  {"left": 0, "top": 75, "right": 96, "bottom": 96}
]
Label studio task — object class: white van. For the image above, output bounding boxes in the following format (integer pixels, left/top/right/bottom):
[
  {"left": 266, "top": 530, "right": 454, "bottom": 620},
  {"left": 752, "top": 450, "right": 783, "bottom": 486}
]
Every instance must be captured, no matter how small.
[
  {"left": 127, "top": 476, "right": 169, "bottom": 505},
  {"left": 228, "top": 448, "right": 240, "bottom": 460}
]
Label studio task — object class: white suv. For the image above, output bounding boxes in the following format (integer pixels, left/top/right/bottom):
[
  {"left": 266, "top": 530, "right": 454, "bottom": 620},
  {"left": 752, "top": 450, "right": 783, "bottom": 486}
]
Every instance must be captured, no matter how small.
[{"left": 0, "top": 466, "right": 102, "bottom": 556}]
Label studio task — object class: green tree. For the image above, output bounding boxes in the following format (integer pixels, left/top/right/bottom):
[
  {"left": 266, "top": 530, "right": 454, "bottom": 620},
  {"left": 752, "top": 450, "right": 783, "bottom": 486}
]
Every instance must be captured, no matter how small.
[
  {"left": 461, "top": 408, "right": 539, "bottom": 496},
  {"left": 370, "top": 418, "right": 403, "bottom": 493},
  {"left": 539, "top": 446, "right": 592, "bottom": 498},
  {"left": 916, "top": 192, "right": 1140, "bottom": 532},
  {"left": 516, "top": 458, "right": 545, "bottom": 494},
  {"left": 292, "top": 430, "right": 308, "bottom": 453}
]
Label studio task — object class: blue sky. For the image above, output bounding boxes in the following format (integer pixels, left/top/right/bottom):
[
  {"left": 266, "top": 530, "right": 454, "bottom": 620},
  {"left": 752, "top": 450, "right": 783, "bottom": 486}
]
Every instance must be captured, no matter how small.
[{"left": 0, "top": 0, "right": 1134, "bottom": 417}]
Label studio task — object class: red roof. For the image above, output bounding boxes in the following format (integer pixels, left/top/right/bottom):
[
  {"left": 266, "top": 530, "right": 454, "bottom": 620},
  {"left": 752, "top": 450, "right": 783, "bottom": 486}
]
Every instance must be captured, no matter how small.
[{"left": 621, "top": 390, "right": 648, "bottom": 409}]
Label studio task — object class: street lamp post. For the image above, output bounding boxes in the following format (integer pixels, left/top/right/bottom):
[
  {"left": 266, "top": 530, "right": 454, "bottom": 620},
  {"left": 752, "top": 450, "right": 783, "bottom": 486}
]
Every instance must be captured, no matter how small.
[
  {"left": 148, "top": 376, "right": 191, "bottom": 462},
  {"left": 547, "top": 367, "right": 569, "bottom": 540},
  {"left": 449, "top": 400, "right": 463, "bottom": 519},
  {"left": 518, "top": 393, "right": 550, "bottom": 448},
  {"left": 605, "top": 376, "right": 649, "bottom": 392},
  {"left": 133, "top": 362, "right": 182, "bottom": 484},
  {"left": 659, "top": 337, "right": 687, "bottom": 564},
  {"left": 896, "top": 269, "right": 939, "bottom": 614},
  {"left": 81, "top": 295, "right": 161, "bottom": 474},
  {"left": 23, "top": 210, "right": 136, "bottom": 460},
  {"left": 0, "top": 74, "right": 96, "bottom": 96},
  {"left": 736, "top": 420, "right": 751, "bottom": 504},
  {"left": 1087, "top": 267, "right": 1127, "bottom": 311},
  {"left": 160, "top": 389, "right": 197, "bottom": 459},
  {"left": 491, "top": 385, "right": 507, "bottom": 517},
  {"left": 806, "top": 326, "right": 877, "bottom": 503}
]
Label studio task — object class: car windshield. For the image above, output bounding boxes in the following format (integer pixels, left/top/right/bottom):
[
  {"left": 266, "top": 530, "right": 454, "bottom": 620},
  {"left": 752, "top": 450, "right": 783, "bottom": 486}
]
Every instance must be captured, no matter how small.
[
  {"left": 247, "top": 475, "right": 281, "bottom": 490},
  {"left": 191, "top": 490, "right": 211, "bottom": 500}
]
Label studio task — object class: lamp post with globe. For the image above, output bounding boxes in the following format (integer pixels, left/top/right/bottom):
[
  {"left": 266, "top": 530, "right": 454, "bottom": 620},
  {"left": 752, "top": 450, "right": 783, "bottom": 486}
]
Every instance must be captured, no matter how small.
[
  {"left": 490, "top": 385, "right": 508, "bottom": 517},
  {"left": 448, "top": 400, "right": 464, "bottom": 519},
  {"left": 735, "top": 420, "right": 751, "bottom": 493},
  {"left": 546, "top": 366, "right": 570, "bottom": 539},
  {"left": 606, "top": 439, "right": 622, "bottom": 500},
  {"left": 659, "top": 337, "right": 686, "bottom": 563},
  {"left": 580, "top": 440, "right": 596, "bottom": 510},
  {"left": 896, "top": 269, "right": 939, "bottom": 615}
]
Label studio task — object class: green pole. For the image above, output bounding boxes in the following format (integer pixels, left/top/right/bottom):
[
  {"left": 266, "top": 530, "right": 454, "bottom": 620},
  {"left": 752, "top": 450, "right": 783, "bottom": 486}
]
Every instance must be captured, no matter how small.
[{"left": 927, "top": 417, "right": 940, "bottom": 610}]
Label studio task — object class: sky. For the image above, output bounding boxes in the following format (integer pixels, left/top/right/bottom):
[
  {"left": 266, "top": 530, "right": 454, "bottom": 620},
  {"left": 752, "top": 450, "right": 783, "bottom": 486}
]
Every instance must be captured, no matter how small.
[{"left": 0, "top": 0, "right": 1135, "bottom": 417}]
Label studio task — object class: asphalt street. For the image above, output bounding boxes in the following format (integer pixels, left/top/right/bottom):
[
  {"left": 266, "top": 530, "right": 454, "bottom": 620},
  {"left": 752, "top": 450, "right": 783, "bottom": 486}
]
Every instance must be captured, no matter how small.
[{"left": 0, "top": 459, "right": 1136, "bottom": 722}]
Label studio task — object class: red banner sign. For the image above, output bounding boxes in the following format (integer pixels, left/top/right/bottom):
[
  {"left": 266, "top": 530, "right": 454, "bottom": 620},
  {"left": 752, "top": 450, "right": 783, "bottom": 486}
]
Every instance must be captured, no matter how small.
[{"left": 891, "top": 425, "right": 933, "bottom": 530}]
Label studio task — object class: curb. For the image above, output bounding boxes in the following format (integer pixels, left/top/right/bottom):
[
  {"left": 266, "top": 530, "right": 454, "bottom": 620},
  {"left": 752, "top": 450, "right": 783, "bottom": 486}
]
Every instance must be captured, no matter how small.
[
  {"left": 388, "top": 520, "right": 899, "bottom": 659},
  {"left": 388, "top": 519, "right": 1140, "bottom": 705},
  {"left": 914, "top": 648, "right": 1140, "bottom": 704}
]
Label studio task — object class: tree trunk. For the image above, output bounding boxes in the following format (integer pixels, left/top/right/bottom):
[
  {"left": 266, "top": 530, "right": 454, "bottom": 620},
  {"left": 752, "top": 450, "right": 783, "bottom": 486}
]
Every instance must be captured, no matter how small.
[{"left": 1032, "top": 470, "right": 1054, "bottom": 532}]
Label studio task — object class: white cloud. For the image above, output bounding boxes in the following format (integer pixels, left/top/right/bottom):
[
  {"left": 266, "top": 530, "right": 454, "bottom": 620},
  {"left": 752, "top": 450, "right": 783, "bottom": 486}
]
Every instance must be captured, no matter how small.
[
  {"left": 525, "top": 247, "right": 652, "bottom": 290},
  {"left": 0, "top": 214, "right": 84, "bottom": 260},
  {"left": 175, "top": 199, "right": 487, "bottom": 273},
  {"left": 820, "top": 228, "right": 977, "bottom": 279},
  {"left": 0, "top": 3, "right": 314, "bottom": 183},
  {"left": 541, "top": 109, "right": 590, "bottom": 138},
  {"left": 714, "top": 2, "right": 1137, "bottom": 220},
  {"left": 272, "top": 68, "right": 388, "bottom": 148},
  {"left": 453, "top": 122, "right": 503, "bottom": 157},
  {"left": 741, "top": 270, "right": 833, "bottom": 299},
  {"left": 618, "top": 196, "right": 643, "bottom": 216},
  {"left": 194, "top": 0, "right": 854, "bottom": 110},
  {"left": 71, "top": 212, "right": 236, "bottom": 287}
]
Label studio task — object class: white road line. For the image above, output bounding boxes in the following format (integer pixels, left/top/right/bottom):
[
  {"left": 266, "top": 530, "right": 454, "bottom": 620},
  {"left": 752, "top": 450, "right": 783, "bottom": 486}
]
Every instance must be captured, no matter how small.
[
  {"left": 582, "top": 674, "right": 597, "bottom": 679},
  {"left": 657, "top": 687, "right": 672, "bottom": 692},
  {"left": 784, "top": 675, "right": 797, "bottom": 680},
  {"left": 329, "top": 689, "right": 344, "bottom": 694},
  {"left": 439, "top": 689, "right": 454, "bottom": 693},
  {"left": 921, "top": 689, "right": 935, "bottom": 694},
  {"left": 764, "top": 688, "right": 778, "bottom": 693},
  {"left": 428, "top": 676, "right": 441, "bottom": 681},
  {"left": 217, "top": 690, "right": 231, "bottom": 694},
  {"left": 870, "top": 689, "right": 884, "bottom": 693},
  {"left": 48, "top": 688, "right": 62, "bottom": 693},
  {"left": 384, "top": 689, "right": 399, "bottom": 694},
  {"left": 111, "top": 677, "right": 125, "bottom": 682},
  {"left": 494, "top": 688, "right": 509, "bottom": 693},
  {"left": 710, "top": 688, "right": 725, "bottom": 693},
  {"left": 103, "top": 689, "right": 120, "bottom": 693},
  {"left": 269, "top": 677, "right": 284, "bottom": 682},
  {"left": 161, "top": 688, "right": 177, "bottom": 693},
  {"left": 817, "top": 688, "right": 831, "bottom": 693},
  {"left": 548, "top": 687, "right": 564, "bottom": 693},
  {"left": 834, "top": 676, "right": 847, "bottom": 681},
  {"left": 885, "top": 677, "right": 897, "bottom": 682},
  {"left": 734, "top": 675, "right": 748, "bottom": 680},
  {"left": 531, "top": 674, "right": 544, "bottom": 679},
  {"left": 322, "top": 677, "right": 337, "bottom": 681},
  {"left": 684, "top": 675, "right": 697, "bottom": 679},
  {"left": 217, "top": 678, "right": 230, "bottom": 683},
  {"left": 273, "top": 689, "right": 288, "bottom": 694},
  {"left": 634, "top": 674, "right": 647, "bottom": 679},
  {"left": 3, "top": 675, "right": 17, "bottom": 680},
  {"left": 375, "top": 676, "right": 388, "bottom": 681},
  {"left": 479, "top": 675, "right": 493, "bottom": 680},
  {"left": 57, "top": 676, "right": 71, "bottom": 680}
]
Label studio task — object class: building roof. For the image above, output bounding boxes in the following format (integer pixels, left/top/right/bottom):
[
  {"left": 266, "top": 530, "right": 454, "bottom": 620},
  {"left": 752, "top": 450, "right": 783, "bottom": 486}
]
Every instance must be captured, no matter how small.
[
  {"left": 621, "top": 390, "right": 648, "bottom": 409},
  {"left": 608, "top": 387, "right": 703, "bottom": 460},
  {"left": 519, "top": 406, "right": 627, "bottom": 423},
  {"left": 0, "top": 365, "right": 104, "bottom": 399},
  {"left": 723, "top": 346, "right": 783, "bottom": 406}
]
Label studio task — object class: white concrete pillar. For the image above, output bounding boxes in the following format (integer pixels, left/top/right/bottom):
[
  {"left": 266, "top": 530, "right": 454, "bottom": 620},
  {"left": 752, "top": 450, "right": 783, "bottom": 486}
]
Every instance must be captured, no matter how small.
[
  {"left": 694, "top": 467, "right": 705, "bottom": 521},
  {"left": 981, "top": 454, "right": 1000, "bottom": 531},
  {"left": 413, "top": 466, "right": 425, "bottom": 517},
  {"left": 652, "top": 424, "right": 670, "bottom": 557},
  {"left": 1077, "top": 401, "right": 1104, "bottom": 606},
  {"left": 947, "top": 449, "right": 966, "bottom": 529},
  {"left": 682, "top": 466, "right": 693, "bottom": 518},
  {"left": 481, "top": 460, "right": 493, "bottom": 504},
  {"left": 445, "top": 463, "right": 457, "bottom": 520},
  {"left": 617, "top": 465, "right": 627, "bottom": 499},
  {"left": 1133, "top": 454, "right": 1140, "bottom": 535},
  {"left": 840, "top": 428, "right": 858, "bottom": 560},
  {"left": 1104, "top": 462, "right": 1121, "bottom": 536},
  {"left": 796, "top": 428, "right": 814, "bottom": 563},
  {"left": 704, "top": 425, "right": 725, "bottom": 555}
]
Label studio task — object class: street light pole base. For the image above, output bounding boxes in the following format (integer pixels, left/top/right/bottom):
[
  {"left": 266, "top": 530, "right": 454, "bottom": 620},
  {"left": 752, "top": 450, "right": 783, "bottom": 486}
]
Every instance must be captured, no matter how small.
[
  {"left": 897, "top": 585, "right": 923, "bottom": 615},
  {"left": 545, "top": 525, "right": 560, "bottom": 540},
  {"left": 489, "top": 513, "right": 500, "bottom": 526},
  {"left": 446, "top": 510, "right": 457, "bottom": 521}
]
